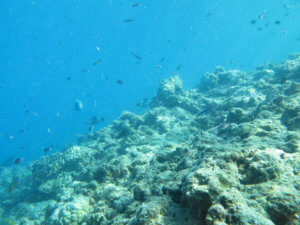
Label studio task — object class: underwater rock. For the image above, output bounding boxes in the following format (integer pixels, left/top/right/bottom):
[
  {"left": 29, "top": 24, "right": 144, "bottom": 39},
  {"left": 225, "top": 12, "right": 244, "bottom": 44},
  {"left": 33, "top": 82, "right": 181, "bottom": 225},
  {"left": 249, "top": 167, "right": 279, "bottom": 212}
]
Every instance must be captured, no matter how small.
[
  {"left": 48, "top": 195, "right": 91, "bottom": 225},
  {"left": 1, "top": 55, "right": 299, "bottom": 225},
  {"left": 150, "top": 74, "right": 183, "bottom": 108}
]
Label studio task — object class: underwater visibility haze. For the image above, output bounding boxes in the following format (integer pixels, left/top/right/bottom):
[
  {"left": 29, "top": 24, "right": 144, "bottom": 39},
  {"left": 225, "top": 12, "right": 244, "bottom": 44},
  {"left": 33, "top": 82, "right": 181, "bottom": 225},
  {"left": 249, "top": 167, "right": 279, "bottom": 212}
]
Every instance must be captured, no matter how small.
[{"left": 0, "top": 0, "right": 299, "bottom": 224}]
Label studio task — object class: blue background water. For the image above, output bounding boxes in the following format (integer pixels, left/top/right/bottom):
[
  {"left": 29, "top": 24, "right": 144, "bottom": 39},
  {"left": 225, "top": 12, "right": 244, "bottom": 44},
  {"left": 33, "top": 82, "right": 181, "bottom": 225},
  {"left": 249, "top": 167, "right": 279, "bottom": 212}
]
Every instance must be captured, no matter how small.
[{"left": 0, "top": 0, "right": 299, "bottom": 163}]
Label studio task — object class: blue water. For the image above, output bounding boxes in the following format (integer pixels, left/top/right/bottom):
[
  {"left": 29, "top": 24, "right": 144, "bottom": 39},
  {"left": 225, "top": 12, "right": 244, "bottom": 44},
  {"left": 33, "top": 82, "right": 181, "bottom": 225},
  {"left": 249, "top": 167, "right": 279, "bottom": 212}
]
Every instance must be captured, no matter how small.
[{"left": 0, "top": 0, "right": 299, "bottom": 163}]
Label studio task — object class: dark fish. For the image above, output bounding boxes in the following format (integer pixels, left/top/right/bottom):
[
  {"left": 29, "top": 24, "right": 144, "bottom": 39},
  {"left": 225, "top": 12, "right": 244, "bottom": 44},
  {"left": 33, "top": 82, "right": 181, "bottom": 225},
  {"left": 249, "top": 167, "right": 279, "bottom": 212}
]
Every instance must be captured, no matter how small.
[
  {"left": 206, "top": 12, "right": 212, "bottom": 17},
  {"left": 74, "top": 99, "right": 83, "bottom": 111},
  {"left": 66, "top": 76, "right": 72, "bottom": 81},
  {"left": 88, "top": 126, "right": 94, "bottom": 132},
  {"left": 196, "top": 109, "right": 211, "bottom": 116},
  {"left": 116, "top": 79, "right": 124, "bottom": 85},
  {"left": 123, "top": 19, "right": 135, "bottom": 23},
  {"left": 14, "top": 158, "right": 24, "bottom": 165},
  {"left": 25, "top": 109, "right": 30, "bottom": 114},
  {"left": 87, "top": 116, "right": 100, "bottom": 125},
  {"left": 176, "top": 63, "right": 184, "bottom": 71},
  {"left": 250, "top": 19, "right": 257, "bottom": 25},
  {"left": 19, "top": 129, "right": 25, "bottom": 134},
  {"left": 81, "top": 69, "right": 89, "bottom": 73},
  {"left": 131, "top": 52, "right": 142, "bottom": 60},
  {"left": 136, "top": 98, "right": 148, "bottom": 107},
  {"left": 275, "top": 20, "right": 281, "bottom": 25},
  {"left": 44, "top": 145, "right": 54, "bottom": 154},
  {"left": 131, "top": 2, "right": 140, "bottom": 7},
  {"left": 92, "top": 58, "right": 102, "bottom": 66},
  {"left": 9, "top": 181, "right": 18, "bottom": 193},
  {"left": 100, "top": 117, "right": 104, "bottom": 122}
]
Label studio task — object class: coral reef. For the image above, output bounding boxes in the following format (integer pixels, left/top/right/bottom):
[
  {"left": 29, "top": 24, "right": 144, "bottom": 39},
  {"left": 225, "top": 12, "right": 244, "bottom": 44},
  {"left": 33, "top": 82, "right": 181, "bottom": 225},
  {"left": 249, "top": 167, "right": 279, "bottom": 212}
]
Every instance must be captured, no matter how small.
[{"left": 0, "top": 54, "right": 299, "bottom": 225}]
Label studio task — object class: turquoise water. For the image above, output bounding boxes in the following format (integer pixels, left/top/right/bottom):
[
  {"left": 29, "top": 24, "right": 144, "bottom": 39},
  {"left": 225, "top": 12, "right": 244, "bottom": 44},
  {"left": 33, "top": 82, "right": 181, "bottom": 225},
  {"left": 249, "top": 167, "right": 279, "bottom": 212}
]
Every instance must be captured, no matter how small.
[
  {"left": 1, "top": 0, "right": 299, "bottom": 163},
  {"left": 0, "top": 1, "right": 300, "bottom": 224}
]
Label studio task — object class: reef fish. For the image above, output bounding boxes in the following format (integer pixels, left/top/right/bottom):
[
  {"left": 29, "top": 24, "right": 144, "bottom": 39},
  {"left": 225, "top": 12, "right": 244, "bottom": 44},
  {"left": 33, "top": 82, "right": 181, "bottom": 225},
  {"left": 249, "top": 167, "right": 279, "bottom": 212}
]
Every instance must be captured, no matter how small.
[
  {"left": 92, "top": 58, "right": 102, "bottom": 66},
  {"left": 44, "top": 145, "right": 54, "bottom": 154},
  {"left": 131, "top": 52, "right": 142, "bottom": 60},
  {"left": 196, "top": 109, "right": 211, "bottom": 116},
  {"left": 87, "top": 116, "right": 101, "bottom": 125},
  {"left": 14, "top": 158, "right": 24, "bottom": 165},
  {"left": 176, "top": 63, "right": 184, "bottom": 71},
  {"left": 9, "top": 181, "right": 18, "bottom": 193},
  {"left": 116, "top": 79, "right": 124, "bottom": 85},
  {"left": 123, "top": 19, "right": 135, "bottom": 23},
  {"left": 74, "top": 99, "right": 83, "bottom": 111}
]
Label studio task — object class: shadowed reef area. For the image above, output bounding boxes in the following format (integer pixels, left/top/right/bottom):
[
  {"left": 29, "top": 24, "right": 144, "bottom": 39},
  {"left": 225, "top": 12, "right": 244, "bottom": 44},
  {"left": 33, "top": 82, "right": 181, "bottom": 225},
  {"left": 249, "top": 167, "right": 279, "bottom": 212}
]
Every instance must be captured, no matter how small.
[{"left": 0, "top": 54, "right": 299, "bottom": 225}]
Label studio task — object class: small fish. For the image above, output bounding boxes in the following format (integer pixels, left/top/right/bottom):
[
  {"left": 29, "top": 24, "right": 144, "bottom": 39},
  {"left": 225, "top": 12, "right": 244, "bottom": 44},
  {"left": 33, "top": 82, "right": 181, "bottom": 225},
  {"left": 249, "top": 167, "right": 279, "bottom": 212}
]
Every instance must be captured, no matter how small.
[
  {"left": 74, "top": 99, "right": 83, "bottom": 111},
  {"left": 131, "top": 2, "right": 140, "bottom": 7},
  {"left": 87, "top": 116, "right": 101, "bottom": 125},
  {"left": 14, "top": 158, "right": 24, "bottom": 165},
  {"left": 19, "top": 129, "right": 25, "bottom": 134},
  {"left": 5, "top": 134, "right": 14, "bottom": 140},
  {"left": 219, "top": 123, "right": 229, "bottom": 129},
  {"left": 176, "top": 63, "right": 184, "bottom": 71},
  {"left": 250, "top": 19, "right": 257, "bottom": 25},
  {"left": 44, "top": 145, "right": 54, "bottom": 154},
  {"left": 136, "top": 98, "right": 148, "bottom": 107},
  {"left": 131, "top": 52, "right": 142, "bottom": 60},
  {"left": 196, "top": 109, "right": 211, "bottom": 116},
  {"left": 81, "top": 69, "right": 89, "bottom": 73},
  {"left": 25, "top": 109, "right": 30, "bottom": 114},
  {"left": 88, "top": 126, "right": 94, "bottom": 132},
  {"left": 116, "top": 79, "right": 124, "bottom": 85},
  {"left": 206, "top": 12, "right": 212, "bottom": 17},
  {"left": 274, "top": 20, "right": 281, "bottom": 25},
  {"left": 100, "top": 117, "right": 104, "bottom": 122},
  {"left": 156, "top": 65, "right": 162, "bottom": 68},
  {"left": 92, "top": 58, "right": 102, "bottom": 66},
  {"left": 9, "top": 181, "right": 18, "bottom": 193},
  {"left": 283, "top": 4, "right": 291, "bottom": 9},
  {"left": 258, "top": 13, "right": 266, "bottom": 20},
  {"left": 123, "top": 19, "right": 135, "bottom": 23},
  {"left": 66, "top": 76, "right": 72, "bottom": 81}
]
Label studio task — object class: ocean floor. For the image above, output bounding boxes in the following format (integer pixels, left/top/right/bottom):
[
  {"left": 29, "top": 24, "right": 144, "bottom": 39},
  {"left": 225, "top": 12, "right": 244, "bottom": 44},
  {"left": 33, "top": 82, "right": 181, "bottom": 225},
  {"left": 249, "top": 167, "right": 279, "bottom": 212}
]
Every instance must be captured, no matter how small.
[{"left": 0, "top": 54, "right": 299, "bottom": 225}]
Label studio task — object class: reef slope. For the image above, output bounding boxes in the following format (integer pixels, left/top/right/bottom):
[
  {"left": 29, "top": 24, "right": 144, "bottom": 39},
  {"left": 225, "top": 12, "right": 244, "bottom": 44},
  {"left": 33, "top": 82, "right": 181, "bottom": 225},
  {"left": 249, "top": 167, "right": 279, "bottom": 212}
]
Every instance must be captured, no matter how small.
[{"left": 0, "top": 54, "right": 299, "bottom": 225}]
